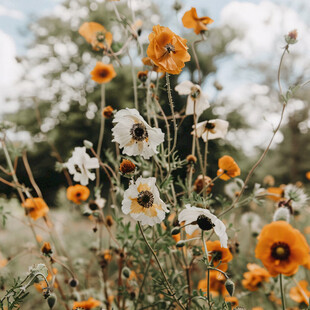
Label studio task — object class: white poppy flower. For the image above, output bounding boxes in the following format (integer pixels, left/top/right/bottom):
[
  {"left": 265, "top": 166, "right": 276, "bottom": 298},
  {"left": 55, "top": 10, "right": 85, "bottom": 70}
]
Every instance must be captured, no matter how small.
[
  {"left": 175, "top": 81, "right": 210, "bottom": 118},
  {"left": 112, "top": 108, "right": 164, "bottom": 160},
  {"left": 122, "top": 176, "right": 169, "bottom": 226},
  {"left": 178, "top": 204, "right": 228, "bottom": 248},
  {"left": 65, "top": 147, "right": 99, "bottom": 186},
  {"left": 192, "top": 119, "right": 229, "bottom": 141},
  {"left": 284, "top": 184, "right": 308, "bottom": 210}
]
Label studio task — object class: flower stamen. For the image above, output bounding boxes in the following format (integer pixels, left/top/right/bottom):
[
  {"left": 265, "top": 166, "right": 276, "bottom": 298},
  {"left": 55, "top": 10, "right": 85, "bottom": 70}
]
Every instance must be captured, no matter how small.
[
  {"left": 196, "top": 214, "right": 215, "bottom": 231},
  {"left": 130, "top": 123, "right": 148, "bottom": 142},
  {"left": 137, "top": 190, "right": 154, "bottom": 208},
  {"left": 271, "top": 242, "right": 290, "bottom": 260}
]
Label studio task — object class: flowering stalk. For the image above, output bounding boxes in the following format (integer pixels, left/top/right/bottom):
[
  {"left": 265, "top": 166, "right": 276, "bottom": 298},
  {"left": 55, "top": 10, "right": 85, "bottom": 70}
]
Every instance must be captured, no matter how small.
[
  {"left": 191, "top": 33, "right": 206, "bottom": 85},
  {"left": 279, "top": 274, "right": 286, "bottom": 310},
  {"left": 138, "top": 222, "right": 186, "bottom": 310}
]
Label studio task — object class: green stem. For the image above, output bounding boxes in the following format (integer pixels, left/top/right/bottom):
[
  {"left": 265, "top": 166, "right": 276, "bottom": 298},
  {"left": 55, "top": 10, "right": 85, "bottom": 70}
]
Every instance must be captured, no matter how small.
[
  {"left": 138, "top": 222, "right": 186, "bottom": 310},
  {"left": 279, "top": 274, "right": 286, "bottom": 310}
]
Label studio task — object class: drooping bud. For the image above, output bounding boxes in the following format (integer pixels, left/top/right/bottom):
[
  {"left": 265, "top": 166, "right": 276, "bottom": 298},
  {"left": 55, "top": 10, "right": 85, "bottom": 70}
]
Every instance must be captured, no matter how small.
[
  {"left": 225, "top": 278, "right": 235, "bottom": 297},
  {"left": 285, "top": 29, "right": 298, "bottom": 45},
  {"left": 83, "top": 140, "right": 93, "bottom": 149},
  {"left": 171, "top": 227, "right": 181, "bottom": 235},
  {"left": 176, "top": 240, "right": 186, "bottom": 248},
  {"left": 122, "top": 267, "right": 131, "bottom": 278},
  {"left": 47, "top": 293, "right": 57, "bottom": 309},
  {"left": 69, "top": 278, "right": 79, "bottom": 288}
]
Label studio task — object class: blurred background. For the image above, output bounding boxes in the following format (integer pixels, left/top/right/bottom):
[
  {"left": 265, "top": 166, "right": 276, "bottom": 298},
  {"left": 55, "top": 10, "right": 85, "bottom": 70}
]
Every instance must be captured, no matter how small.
[{"left": 0, "top": 0, "right": 310, "bottom": 204}]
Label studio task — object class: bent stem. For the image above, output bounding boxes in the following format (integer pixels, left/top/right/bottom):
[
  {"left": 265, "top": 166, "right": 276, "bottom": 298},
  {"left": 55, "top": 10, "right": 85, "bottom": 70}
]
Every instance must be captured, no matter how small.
[
  {"left": 279, "top": 274, "right": 286, "bottom": 310},
  {"left": 138, "top": 222, "right": 186, "bottom": 310},
  {"left": 201, "top": 231, "right": 211, "bottom": 306},
  {"left": 191, "top": 33, "right": 206, "bottom": 85}
]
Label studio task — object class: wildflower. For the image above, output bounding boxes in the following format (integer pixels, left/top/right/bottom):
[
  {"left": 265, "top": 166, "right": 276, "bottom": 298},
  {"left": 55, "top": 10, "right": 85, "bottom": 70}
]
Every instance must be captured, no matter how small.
[
  {"left": 90, "top": 62, "right": 116, "bottom": 84},
  {"left": 102, "top": 106, "right": 114, "bottom": 118},
  {"left": 65, "top": 147, "right": 99, "bottom": 186},
  {"left": 178, "top": 204, "right": 228, "bottom": 248},
  {"left": 193, "top": 175, "right": 214, "bottom": 195},
  {"left": 306, "top": 171, "right": 310, "bottom": 180},
  {"left": 41, "top": 242, "right": 52, "bottom": 256},
  {"left": 289, "top": 280, "right": 310, "bottom": 305},
  {"left": 217, "top": 156, "right": 241, "bottom": 181},
  {"left": 285, "top": 29, "right": 298, "bottom": 45},
  {"left": 192, "top": 119, "right": 229, "bottom": 141},
  {"left": 122, "top": 176, "right": 169, "bottom": 226},
  {"left": 242, "top": 263, "right": 270, "bottom": 291},
  {"left": 255, "top": 221, "right": 310, "bottom": 276},
  {"left": 22, "top": 198, "right": 49, "bottom": 221},
  {"left": 72, "top": 297, "right": 101, "bottom": 309},
  {"left": 206, "top": 240, "right": 233, "bottom": 271},
  {"left": 66, "top": 185, "right": 90, "bottom": 204},
  {"left": 112, "top": 108, "right": 164, "bottom": 159},
  {"left": 146, "top": 25, "right": 190, "bottom": 75},
  {"left": 119, "top": 159, "right": 136, "bottom": 174},
  {"left": 198, "top": 270, "right": 228, "bottom": 297},
  {"left": 137, "top": 70, "right": 148, "bottom": 83},
  {"left": 224, "top": 296, "right": 239, "bottom": 309},
  {"left": 175, "top": 81, "right": 210, "bottom": 118},
  {"left": 266, "top": 186, "right": 284, "bottom": 202},
  {"left": 79, "top": 22, "right": 112, "bottom": 51},
  {"left": 224, "top": 181, "right": 242, "bottom": 199},
  {"left": 240, "top": 212, "right": 261, "bottom": 234},
  {"left": 182, "top": 7, "right": 214, "bottom": 35},
  {"left": 186, "top": 154, "right": 197, "bottom": 164},
  {"left": 284, "top": 184, "right": 308, "bottom": 210},
  {"left": 273, "top": 207, "right": 290, "bottom": 222}
]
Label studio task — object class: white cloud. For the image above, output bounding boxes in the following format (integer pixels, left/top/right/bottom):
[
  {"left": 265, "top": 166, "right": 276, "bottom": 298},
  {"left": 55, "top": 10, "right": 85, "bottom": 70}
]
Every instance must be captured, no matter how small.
[{"left": 0, "top": 5, "right": 24, "bottom": 20}]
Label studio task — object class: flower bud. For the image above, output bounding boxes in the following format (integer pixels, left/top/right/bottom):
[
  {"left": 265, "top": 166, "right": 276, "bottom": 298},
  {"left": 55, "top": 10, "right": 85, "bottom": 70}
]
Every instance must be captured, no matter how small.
[
  {"left": 83, "top": 140, "right": 93, "bottom": 149},
  {"left": 171, "top": 227, "right": 181, "bottom": 235},
  {"left": 102, "top": 106, "right": 114, "bottom": 119},
  {"left": 285, "top": 29, "right": 298, "bottom": 45},
  {"left": 122, "top": 267, "right": 131, "bottom": 278},
  {"left": 69, "top": 278, "right": 79, "bottom": 287},
  {"left": 176, "top": 241, "right": 185, "bottom": 248},
  {"left": 225, "top": 278, "right": 235, "bottom": 297},
  {"left": 47, "top": 293, "right": 57, "bottom": 309},
  {"left": 273, "top": 207, "right": 290, "bottom": 222}
]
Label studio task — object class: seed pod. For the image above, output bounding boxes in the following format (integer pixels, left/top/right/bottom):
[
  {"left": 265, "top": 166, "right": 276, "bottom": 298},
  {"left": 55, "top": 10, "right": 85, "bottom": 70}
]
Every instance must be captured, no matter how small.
[
  {"left": 47, "top": 293, "right": 57, "bottom": 309},
  {"left": 225, "top": 278, "right": 235, "bottom": 297},
  {"left": 122, "top": 267, "right": 131, "bottom": 278},
  {"left": 171, "top": 227, "right": 181, "bottom": 235}
]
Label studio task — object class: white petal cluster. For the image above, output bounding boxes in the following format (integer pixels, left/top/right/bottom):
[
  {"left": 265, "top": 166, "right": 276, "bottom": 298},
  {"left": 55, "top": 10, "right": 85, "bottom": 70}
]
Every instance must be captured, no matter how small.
[
  {"left": 178, "top": 204, "right": 228, "bottom": 248},
  {"left": 122, "top": 176, "right": 169, "bottom": 226},
  {"left": 112, "top": 108, "right": 164, "bottom": 159},
  {"left": 175, "top": 81, "right": 210, "bottom": 118},
  {"left": 284, "top": 184, "right": 308, "bottom": 210},
  {"left": 192, "top": 119, "right": 229, "bottom": 141},
  {"left": 65, "top": 147, "right": 99, "bottom": 185}
]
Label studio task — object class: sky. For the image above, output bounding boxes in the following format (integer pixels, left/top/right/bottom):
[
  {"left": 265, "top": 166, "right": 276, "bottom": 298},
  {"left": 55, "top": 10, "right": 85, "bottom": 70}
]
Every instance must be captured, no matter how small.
[{"left": 0, "top": 0, "right": 309, "bottom": 153}]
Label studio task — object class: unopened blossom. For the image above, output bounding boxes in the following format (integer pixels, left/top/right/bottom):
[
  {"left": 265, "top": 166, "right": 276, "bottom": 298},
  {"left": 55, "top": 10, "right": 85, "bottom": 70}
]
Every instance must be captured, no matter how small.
[
  {"left": 175, "top": 81, "right": 210, "bottom": 118},
  {"left": 178, "top": 204, "right": 228, "bottom": 248},
  {"left": 112, "top": 108, "right": 164, "bottom": 159},
  {"left": 192, "top": 119, "right": 229, "bottom": 141},
  {"left": 122, "top": 176, "right": 169, "bottom": 226},
  {"left": 65, "top": 147, "right": 99, "bottom": 186}
]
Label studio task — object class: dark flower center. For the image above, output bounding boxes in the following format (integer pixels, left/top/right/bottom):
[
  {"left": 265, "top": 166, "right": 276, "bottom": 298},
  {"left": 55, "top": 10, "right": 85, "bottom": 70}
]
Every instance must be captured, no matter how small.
[
  {"left": 205, "top": 122, "right": 215, "bottom": 130},
  {"left": 99, "top": 69, "right": 109, "bottom": 78},
  {"left": 137, "top": 191, "right": 154, "bottom": 208},
  {"left": 197, "top": 215, "right": 215, "bottom": 231},
  {"left": 74, "top": 164, "right": 82, "bottom": 173},
  {"left": 165, "top": 43, "right": 175, "bottom": 53},
  {"left": 75, "top": 192, "right": 82, "bottom": 198},
  {"left": 130, "top": 123, "right": 148, "bottom": 141},
  {"left": 271, "top": 242, "right": 290, "bottom": 260},
  {"left": 190, "top": 86, "right": 201, "bottom": 99},
  {"left": 213, "top": 251, "right": 222, "bottom": 261},
  {"left": 96, "top": 31, "right": 105, "bottom": 42}
]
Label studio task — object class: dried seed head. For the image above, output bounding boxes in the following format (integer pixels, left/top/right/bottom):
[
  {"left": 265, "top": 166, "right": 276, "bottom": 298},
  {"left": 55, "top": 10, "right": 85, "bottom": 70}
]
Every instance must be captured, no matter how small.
[
  {"left": 119, "top": 159, "right": 136, "bottom": 174},
  {"left": 102, "top": 106, "right": 114, "bottom": 118}
]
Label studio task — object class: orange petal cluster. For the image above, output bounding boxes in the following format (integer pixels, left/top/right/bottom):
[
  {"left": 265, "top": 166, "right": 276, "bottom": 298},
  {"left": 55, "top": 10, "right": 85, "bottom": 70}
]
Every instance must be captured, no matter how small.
[
  {"left": 67, "top": 184, "right": 90, "bottom": 204},
  {"left": 182, "top": 7, "right": 214, "bottom": 34},
  {"left": 79, "top": 22, "right": 112, "bottom": 50},
  {"left": 72, "top": 297, "right": 101, "bottom": 309},
  {"left": 217, "top": 155, "right": 241, "bottom": 181},
  {"left": 255, "top": 221, "right": 310, "bottom": 276},
  {"left": 146, "top": 25, "right": 190, "bottom": 75},
  {"left": 197, "top": 270, "right": 228, "bottom": 297},
  {"left": 205, "top": 240, "right": 233, "bottom": 271},
  {"left": 242, "top": 263, "right": 270, "bottom": 291},
  {"left": 289, "top": 280, "right": 310, "bottom": 305},
  {"left": 22, "top": 197, "right": 49, "bottom": 220},
  {"left": 90, "top": 62, "right": 116, "bottom": 84}
]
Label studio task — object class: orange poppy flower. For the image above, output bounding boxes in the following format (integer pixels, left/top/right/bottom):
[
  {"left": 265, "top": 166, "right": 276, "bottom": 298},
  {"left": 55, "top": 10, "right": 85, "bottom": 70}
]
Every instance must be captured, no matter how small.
[
  {"left": 79, "top": 22, "right": 112, "bottom": 51},
  {"left": 306, "top": 171, "right": 310, "bottom": 180},
  {"left": 255, "top": 221, "right": 310, "bottom": 276},
  {"left": 252, "top": 308, "right": 264, "bottom": 310},
  {"left": 22, "top": 197, "right": 49, "bottom": 220},
  {"left": 90, "top": 62, "right": 116, "bottom": 84},
  {"left": 197, "top": 270, "right": 228, "bottom": 297},
  {"left": 205, "top": 240, "right": 233, "bottom": 271},
  {"left": 146, "top": 25, "right": 190, "bottom": 75},
  {"left": 289, "top": 280, "right": 310, "bottom": 305},
  {"left": 224, "top": 296, "right": 239, "bottom": 309},
  {"left": 72, "top": 297, "right": 101, "bottom": 309},
  {"left": 66, "top": 185, "right": 90, "bottom": 204},
  {"left": 182, "top": 7, "right": 214, "bottom": 35},
  {"left": 217, "top": 155, "right": 241, "bottom": 181},
  {"left": 266, "top": 187, "right": 284, "bottom": 202},
  {"left": 242, "top": 263, "right": 270, "bottom": 291},
  {"left": 41, "top": 242, "right": 52, "bottom": 256}
]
